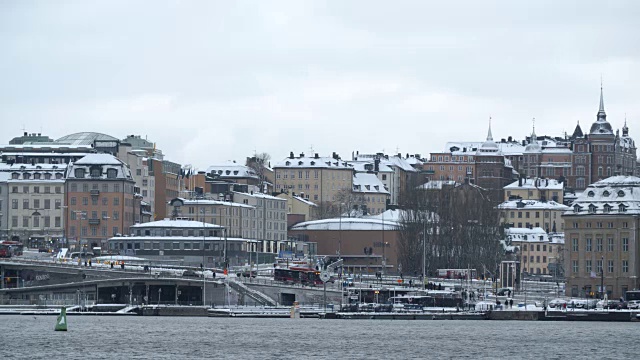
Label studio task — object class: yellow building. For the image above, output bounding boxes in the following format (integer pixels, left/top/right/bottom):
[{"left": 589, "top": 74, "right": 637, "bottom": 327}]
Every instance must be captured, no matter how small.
[
  {"left": 276, "top": 191, "right": 318, "bottom": 223},
  {"left": 498, "top": 199, "right": 570, "bottom": 233},
  {"left": 274, "top": 153, "right": 354, "bottom": 204},
  {"left": 505, "top": 227, "right": 565, "bottom": 276},
  {"left": 504, "top": 177, "right": 564, "bottom": 203}
]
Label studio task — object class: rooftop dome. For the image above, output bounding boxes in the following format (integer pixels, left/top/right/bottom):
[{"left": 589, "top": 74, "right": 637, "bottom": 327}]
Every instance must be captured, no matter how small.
[
  {"left": 589, "top": 86, "right": 613, "bottom": 135},
  {"left": 56, "top": 132, "right": 119, "bottom": 146},
  {"left": 524, "top": 125, "right": 542, "bottom": 153},
  {"left": 476, "top": 121, "right": 500, "bottom": 155}
]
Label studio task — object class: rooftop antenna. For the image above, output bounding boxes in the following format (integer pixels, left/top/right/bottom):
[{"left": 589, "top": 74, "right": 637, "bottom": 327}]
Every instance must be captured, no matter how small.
[{"left": 309, "top": 144, "right": 314, "bottom": 153}]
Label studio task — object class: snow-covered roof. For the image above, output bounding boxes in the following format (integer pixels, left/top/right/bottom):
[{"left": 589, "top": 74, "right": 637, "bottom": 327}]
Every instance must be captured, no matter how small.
[
  {"left": 0, "top": 152, "right": 93, "bottom": 157},
  {"left": 366, "top": 209, "right": 406, "bottom": 223},
  {"left": 75, "top": 154, "right": 123, "bottom": 165},
  {"left": 352, "top": 173, "right": 390, "bottom": 194},
  {"left": 131, "top": 219, "right": 224, "bottom": 229},
  {"left": 293, "top": 196, "right": 317, "bottom": 207},
  {"left": 352, "top": 154, "right": 417, "bottom": 172},
  {"left": 504, "top": 227, "right": 549, "bottom": 242},
  {"left": 274, "top": 156, "right": 352, "bottom": 169},
  {"left": 0, "top": 163, "right": 67, "bottom": 171},
  {"left": 504, "top": 178, "right": 563, "bottom": 190},
  {"left": 0, "top": 172, "right": 11, "bottom": 182},
  {"left": 404, "top": 157, "right": 423, "bottom": 166},
  {"left": 347, "top": 161, "right": 394, "bottom": 173},
  {"left": 416, "top": 180, "right": 458, "bottom": 190},
  {"left": 206, "top": 161, "right": 259, "bottom": 179},
  {"left": 497, "top": 200, "right": 570, "bottom": 211},
  {"left": 232, "top": 191, "right": 285, "bottom": 201},
  {"left": 566, "top": 176, "right": 640, "bottom": 216},
  {"left": 444, "top": 141, "right": 525, "bottom": 156},
  {"left": 0, "top": 144, "right": 93, "bottom": 150},
  {"left": 290, "top": 217, "right": 399, "bottom": 231},
  {"left": 169, "top": 197, "right": 255, "bottom": 209}
]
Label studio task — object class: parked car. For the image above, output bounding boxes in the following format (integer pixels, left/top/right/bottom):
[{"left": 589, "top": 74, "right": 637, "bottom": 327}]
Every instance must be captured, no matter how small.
[
  {"left": 548, "top": 299, "right": 567, "bottom": 308},
  {"left": 240, "top": 270, "right": 256, "bottom": 278},
  {"left": 628, "top": 300, "right": 640, "bottom": 309},
  {"left": 182, "top": 270, "right": 201, "bottom": 278}
]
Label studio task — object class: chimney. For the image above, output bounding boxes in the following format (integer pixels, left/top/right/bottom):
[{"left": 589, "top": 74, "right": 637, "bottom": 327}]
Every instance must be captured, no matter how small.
[
  {"left": 289, "top": 152, "right": 294, "bottom": 159},
  {"left": 508, "top": 136, "right": 512, "bottom": 142},
  {"left": 315, "top": 153, "right": 319, "bottom": 159},
  {"left": 23, "top": 132, "right": 27, "bottom": 136},
  {"left": 518, "top": 175, "right": 523, "bottom": 187},
  {"left": 300, "top": 152, "right": 304, "bottom": 157},
  {"left": 374, "top": 158, "right": 380, "bottom": 172},
  {"left": 397, "top": 153, "right": 401, "bottom": 158}
]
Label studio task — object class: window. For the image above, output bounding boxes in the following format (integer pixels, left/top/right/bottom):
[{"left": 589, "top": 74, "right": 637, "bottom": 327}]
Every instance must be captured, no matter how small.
[
  {"left": 536, "top": 256, "right": 540, "bottom": 263},
  {"left": 23, "top": 216, "right": 29, "bottom": 227},
  {"left": 23, "top": 186, "right": 29, "bottom": 193},
  {"left": 102, "top": 197, "right": 108, "bottom": 206},
  {"left": 596, "top": 238, "right": 603, "bottom": 252},
  {"left": 44, "top": 199, "right": 51, "bottom": 209},
  {"left": 33, "top": 199, "right": 40, "bottom": 209},
  {"left": 44, "top": 186, "right": 51, "bottom": 194},
  {"left": 114, "top": 197, "right": 120, "bottom": 206},
  {"left": 74, "top": 168, "right": 85, "bottom": 178},
  {"left": 55, "top": 199, "right": 61, "bottom": 210},
  {"left": 608, "top": 260, "right": 614, "bottom": 273},
  {"left": 107, "top": 169, "right": 117, "bottom": 179},
  {"left": 11, "top": 216, "right": 17, "bottom": 227},
  {"left": 596, "top": 259, "right": 603, "bottom": 274},
  {"left": 572, "top": 260, "right": 578, "bottom": 273},
  {"left": 586, "top": 260, "right": 592, "bottom": 273},
  {"left": 622, "top": 238, "right": 629, "bottom": 252},
  {"left": 55, "top": 217, "right": 61, "bottom": 227},
  {"left": 607, "top": 238, "right": 614, "bottom": 252},
  {"left": 23, "top": 199, "right": 29, "bottom": 209},
  {"left": 70, "top": 197, "right": 76, "bottom": 205},
  {"left": 113, "top": 211, "right": 119, "bottom": 220},
  {"left": 12, "top": 199, "right": 18, "bottom": 209},
  {"left": 82, "top": 197, "right": 88, "bottom": 205},
  {"left": 623, "top": 260, "right": 629, "bottom": 273},
  {"left": 572, "top": 238, "right": 578, "bottom": 252}
]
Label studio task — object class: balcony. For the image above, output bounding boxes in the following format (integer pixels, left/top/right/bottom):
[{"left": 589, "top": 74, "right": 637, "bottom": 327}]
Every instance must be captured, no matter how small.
[
  {"left": 90, "top": 189, "right": 100, "bottom": 196},
  {"left": 88, "top": 219, "right": 100, "bottom": 225}
]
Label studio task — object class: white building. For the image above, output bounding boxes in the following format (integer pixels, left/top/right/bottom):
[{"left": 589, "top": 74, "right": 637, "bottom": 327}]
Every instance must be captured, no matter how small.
[
  {"left": 497, "top": 199, "right": 570, "bottom": 233},
  {"left": 352, "top": 172, "right": 390, "bottom": 215},
  {"left": 1, "top": 163, "right": 67, "bottom": 247},
  {"left": 231, "top": 191, "right": 288, "bottom": 243}
]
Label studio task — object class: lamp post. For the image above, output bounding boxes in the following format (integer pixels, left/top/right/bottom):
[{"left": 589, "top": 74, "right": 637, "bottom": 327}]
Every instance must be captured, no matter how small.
[
  {"left": 601, "top": 255, "right": 605, "bottom": 300},
  {"left": 422, "top": 219, "right": 426, "bottom": 290}
]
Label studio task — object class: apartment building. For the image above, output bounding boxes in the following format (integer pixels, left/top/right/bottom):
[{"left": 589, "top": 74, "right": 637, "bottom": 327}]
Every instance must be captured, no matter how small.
[
  {"left": 352, "top": 152, "right": 417, "bottom": 206},
  {"left": 275, "top": 191, "right": 319, "bottom": 227},
  {"left": 274, "top": 152, "right": 354, "bottom": 203},
  {"left": 1, "top": 164, "right": 66, "bottom": 247},
  {"left": 352, "top": 172, "right": 390, "bottom": 215},
  {"left": 504, "top": 177, "right": 564, "bottom": 203},
  {"left": 562, "top": 176, "right": 640, "bottom": 299},
  {"left": 231, "top": 191, "right": 287, "bottom": 243},
  {"left": 207, "top": 161, "right": 260, "bottom": 186},
  {"left": 498, "top": 199, "right": 569, "bottom": 233},
  {"left": 117, "top": 143, "right": 155, "bottom": 222},
  {"left": 505, "top": 227, "right": 564, "bottom": 276},
  {"left": 65, "top": 154, "right": 136, "bottom": 248},
  {"left": 168, "top": 197, "right": 255, "bottom": 238}
]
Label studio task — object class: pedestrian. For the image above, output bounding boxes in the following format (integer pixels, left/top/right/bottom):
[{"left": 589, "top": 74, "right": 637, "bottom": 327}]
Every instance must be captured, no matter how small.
[
  {"left": 509, "top": 299, "right": 514, "bottom": 308},
  {"left": 110, "top": 261, "right": 114, "bottom": 269},
  {"left": 88, "top": 259, "right": 92, "bottom": 267}
]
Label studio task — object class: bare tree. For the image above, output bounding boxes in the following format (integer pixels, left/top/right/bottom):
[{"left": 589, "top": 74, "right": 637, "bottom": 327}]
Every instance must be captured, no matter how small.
[
  {"left": 246, "top": 152, "right": 271, "bottom": 191},
  {"left": 397, "top": 182, "right": 504, "bottom": 276},
  {"left": 334, "top": 188, "right": 366, "bottom": 217}
]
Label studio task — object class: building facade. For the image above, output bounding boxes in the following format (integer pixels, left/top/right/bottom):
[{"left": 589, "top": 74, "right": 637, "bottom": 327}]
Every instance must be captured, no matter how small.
[
  {"left": 2, "top": 164, "right": 66, "bottom": 247},
  {"left": 274, "top": 152, "right": 354, "bottom": 204},
  {"left": 505, "top": 227, "right": 564, "bottom": 277},
  {"left": 498, "top": 199, "right": 569, "bottom": 233},
  {"left": 503, "top": 177, "right": 564, "bottom": 203},
  {"left": 562, "top": 176, "right": 640, "bottom": 299},
  {"left": 0, "top": 173, "right": 9, "bottom": 240},
  {"left": 65, "top": 154, "right": 136, "bottom": 249}
]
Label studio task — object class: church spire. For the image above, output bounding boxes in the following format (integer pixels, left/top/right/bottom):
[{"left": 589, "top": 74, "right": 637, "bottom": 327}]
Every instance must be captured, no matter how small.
[
  {"left": 597, "top": 79, "right": 607, "bottom": 121},
  {"left": 486, "top": 117, "right": 493, "bottom": 141},
  {"left": 531, "top": 117, "right": 537, "bottom": 142}
]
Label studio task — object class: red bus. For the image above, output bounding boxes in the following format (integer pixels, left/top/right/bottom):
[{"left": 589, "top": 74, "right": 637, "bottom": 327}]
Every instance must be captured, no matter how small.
[
  {"left": 0, "top": 241, "right": 24, "bottom": 257},
  {"left": 274, "top": 267, "right": 323, "bottom": 286},
  {"left": 0, "top": 244, "right": 10, "bottom": 258}
]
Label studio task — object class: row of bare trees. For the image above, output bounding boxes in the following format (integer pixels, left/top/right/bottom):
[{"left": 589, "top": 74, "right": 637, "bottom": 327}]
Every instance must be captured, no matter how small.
[{"left": 397, "top": 183, "right": 504, "bottom": 276}]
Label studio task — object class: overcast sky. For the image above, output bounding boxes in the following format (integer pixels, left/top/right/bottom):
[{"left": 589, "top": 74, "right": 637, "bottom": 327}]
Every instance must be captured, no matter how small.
[{"left": 1, "top": 1, "right": 639, "bottom": 169}]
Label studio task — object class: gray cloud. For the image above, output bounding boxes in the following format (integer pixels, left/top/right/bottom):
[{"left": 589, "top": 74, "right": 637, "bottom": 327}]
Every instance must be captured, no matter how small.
[{"left": 1, "top": 0, "right": 639, "bottom": 168}]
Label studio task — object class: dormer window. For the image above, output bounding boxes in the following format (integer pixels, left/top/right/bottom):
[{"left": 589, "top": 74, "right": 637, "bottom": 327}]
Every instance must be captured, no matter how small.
[
  {"left": 74, "top": 168, "right": 85, "bottom": 178},
  {"left": 573, "top": 204, "right": 582, "bottom": 213},
  {"left": 588, "top": 204, "right": 597, "bottom": 214},
  {"left": 603, "top": 204, "right": 612, "bottom": 213},
  {"left": 33, "top": 173, "right": 41, "bottom": 180},
  {"left": 225, "top": 170, "right": 231, "bottom": 175},
  {"left": 55, "top": 173, "right": 63, "bottom": 179},
  {"left": 618, "top": 190, "right": 625, "bottom": 197},
  {"left": 106, "top": 168, "right": 117, "bottom": 179},
  {"left": 310, "top": 161, "right": 315, "bottom": 166},
  {"left": 285, "top": 161, "right": 291, "bottom": 166},
  {"left": 298, "top": 161, "right": 303, "bottom": 165},
  {"left": 23, "top": 173, "right": 31, "bottom": 179},
  {"left": 90, "top": 167, "right": 101, "bottom": 178},
  {"left": 619, "top": 204, "right": 627, "bottom": 212},
  {"left": 233, "top": 171, "right": 238, "bottom": 175},
  {"left": 365, "top": 185, "right": 370, "bottom": 190},
  {"left": 603, "top": 190, "right": 610, "bottom": 197},
  {"left": 44, "top": 173, "right": 51, "bottom": 180},
  {"left": 11, "top": 172, "right": 19, "bottom": 179},
  {"left": 587, "top": 191, "right": 595, "bottom": 197},
  {"left": 218, "top": 170, "right": 223, "bottom": 174}
]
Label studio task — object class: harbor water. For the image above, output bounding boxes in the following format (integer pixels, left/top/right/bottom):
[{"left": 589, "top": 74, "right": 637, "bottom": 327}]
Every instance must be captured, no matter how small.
[{"left": 0, "top": 315, "right": 637, "bottom": 359}]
